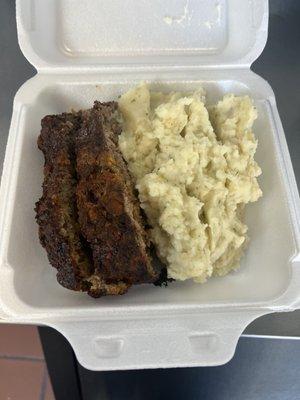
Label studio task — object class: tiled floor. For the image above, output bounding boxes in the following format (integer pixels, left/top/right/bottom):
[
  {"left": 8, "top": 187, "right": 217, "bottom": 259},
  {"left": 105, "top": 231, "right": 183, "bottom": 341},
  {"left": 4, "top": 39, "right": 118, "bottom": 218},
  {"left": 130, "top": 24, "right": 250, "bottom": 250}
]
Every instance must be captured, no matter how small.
[{"left": 0, "top": 324, "right": 55, "bottom": 400}]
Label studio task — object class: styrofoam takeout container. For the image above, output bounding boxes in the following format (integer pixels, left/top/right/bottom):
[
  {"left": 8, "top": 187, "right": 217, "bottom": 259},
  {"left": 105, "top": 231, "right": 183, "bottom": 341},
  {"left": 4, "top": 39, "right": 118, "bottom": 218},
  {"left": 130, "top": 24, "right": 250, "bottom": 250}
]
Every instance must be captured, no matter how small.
[{"left": 0, "top": 0, "right": 299, "bottom": 370}]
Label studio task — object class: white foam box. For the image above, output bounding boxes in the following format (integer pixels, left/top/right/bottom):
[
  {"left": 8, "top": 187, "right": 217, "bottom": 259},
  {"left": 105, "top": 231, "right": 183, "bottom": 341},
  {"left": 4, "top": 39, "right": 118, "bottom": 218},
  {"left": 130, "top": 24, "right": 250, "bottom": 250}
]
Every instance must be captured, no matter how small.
[{"left": 0, "top": 0, "right": 299, "bottom": 370}]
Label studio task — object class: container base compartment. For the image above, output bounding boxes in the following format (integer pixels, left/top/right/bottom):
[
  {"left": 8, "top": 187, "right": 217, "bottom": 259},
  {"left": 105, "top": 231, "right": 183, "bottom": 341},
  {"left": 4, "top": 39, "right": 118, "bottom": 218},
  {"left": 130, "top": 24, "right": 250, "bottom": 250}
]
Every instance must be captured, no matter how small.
[{"left": 0, "top": 71, "right": 297, "bottom": 321}]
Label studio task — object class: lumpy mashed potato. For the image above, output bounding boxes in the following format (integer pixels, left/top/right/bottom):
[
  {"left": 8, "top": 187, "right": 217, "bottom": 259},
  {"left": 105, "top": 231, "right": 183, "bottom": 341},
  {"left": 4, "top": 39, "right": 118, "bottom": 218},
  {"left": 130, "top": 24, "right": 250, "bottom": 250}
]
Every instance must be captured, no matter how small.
[{"left": 118, "top": 84, "right": 262, "bottom": 282}]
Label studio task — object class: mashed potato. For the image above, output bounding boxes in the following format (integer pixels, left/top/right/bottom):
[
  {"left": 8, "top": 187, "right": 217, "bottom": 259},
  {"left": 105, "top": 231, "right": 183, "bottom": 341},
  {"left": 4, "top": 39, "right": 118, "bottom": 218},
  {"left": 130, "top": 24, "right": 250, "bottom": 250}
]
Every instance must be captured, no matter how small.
[{"left": 118, "top": 84, "right": 262, "bottom": 282}]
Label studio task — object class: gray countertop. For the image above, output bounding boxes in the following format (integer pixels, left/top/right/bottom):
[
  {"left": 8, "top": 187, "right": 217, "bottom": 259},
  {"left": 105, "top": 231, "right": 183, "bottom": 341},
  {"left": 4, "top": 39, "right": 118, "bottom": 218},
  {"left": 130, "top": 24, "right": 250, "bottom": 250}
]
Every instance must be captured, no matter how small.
[{"left": 0, "top": 0, "right": 300, "bottom": 337}]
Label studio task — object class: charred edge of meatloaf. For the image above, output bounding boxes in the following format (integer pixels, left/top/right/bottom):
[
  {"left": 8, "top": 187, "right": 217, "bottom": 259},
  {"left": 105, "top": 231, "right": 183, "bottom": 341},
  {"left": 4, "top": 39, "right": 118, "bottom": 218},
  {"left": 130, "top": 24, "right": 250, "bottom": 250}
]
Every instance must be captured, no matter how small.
[
  {"left": 93, "top": 101, "right": 153, "bottom": 254},
  {"left": 35, "top": 113, "right": 94, "bottom": 291},
  {"left": 146, "top": 246, "right": 169, "bottom": 287},
  {"left": 75, "top": 101, "right": 159, "bottom": 296}
]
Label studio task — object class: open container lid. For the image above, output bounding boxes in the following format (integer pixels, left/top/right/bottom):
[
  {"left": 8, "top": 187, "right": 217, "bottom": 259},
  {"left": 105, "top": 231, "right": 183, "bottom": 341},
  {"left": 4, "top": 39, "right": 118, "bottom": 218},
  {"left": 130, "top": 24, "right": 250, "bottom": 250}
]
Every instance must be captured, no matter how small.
[{"left": 17, "top": 0, "right": 268, "bottom": 71}]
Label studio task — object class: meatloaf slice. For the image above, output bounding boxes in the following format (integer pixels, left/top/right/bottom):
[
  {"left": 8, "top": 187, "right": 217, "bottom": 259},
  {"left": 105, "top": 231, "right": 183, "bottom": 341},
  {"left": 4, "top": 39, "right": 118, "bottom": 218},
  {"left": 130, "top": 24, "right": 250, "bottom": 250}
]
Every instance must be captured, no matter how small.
[
  {"left": 36, "top": 102, "right": 159, "bottom": 297},
  {"left": 35, "top": 113, "right": 92, "bottom": 291},
  {"left": 35, "top": 112, "right": 130, "bottom": 296},
  {"left": 75, "top": 101, "right": 159, "bottom": 297}
]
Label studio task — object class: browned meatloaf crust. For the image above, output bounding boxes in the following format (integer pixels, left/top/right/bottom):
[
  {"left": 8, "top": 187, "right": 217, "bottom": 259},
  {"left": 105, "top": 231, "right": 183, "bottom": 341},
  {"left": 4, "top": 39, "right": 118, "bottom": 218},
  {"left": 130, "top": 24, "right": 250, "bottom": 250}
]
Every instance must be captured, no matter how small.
[
  {"left": 35, "top": 112, "right": 92, "bottom": 292},
  {"left": 76, "top": 102, "right": 159, "bottom": 296},
  {"left": 35, "top": 102, "right": 160, "bottom": 297}
]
